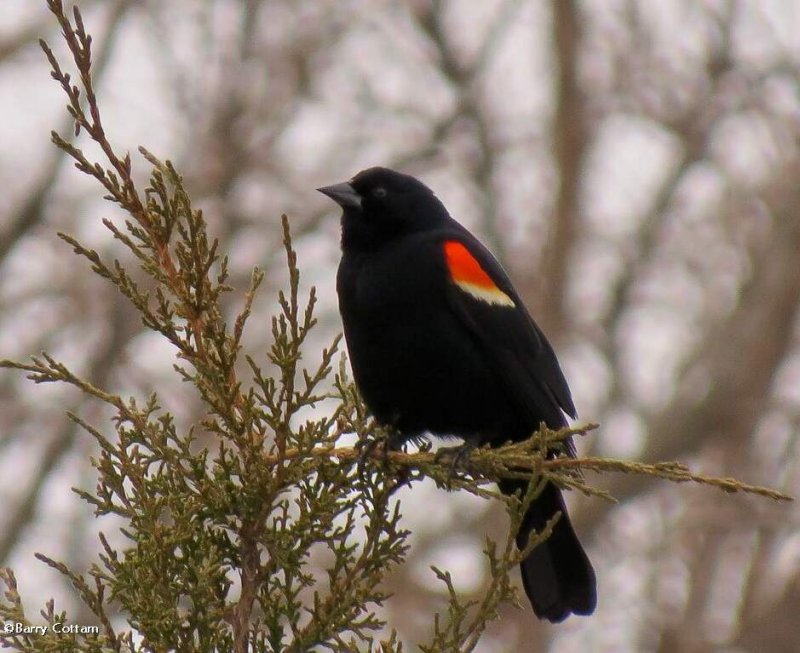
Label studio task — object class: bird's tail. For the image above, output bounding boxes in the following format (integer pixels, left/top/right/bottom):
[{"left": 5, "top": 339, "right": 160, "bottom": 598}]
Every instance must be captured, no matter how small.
[{"left": 498, "top": 478, "right": 596, "bottom": 622}]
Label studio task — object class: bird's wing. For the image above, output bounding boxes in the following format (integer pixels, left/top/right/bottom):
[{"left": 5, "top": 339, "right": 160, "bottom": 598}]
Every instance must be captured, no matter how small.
[{"left": 438, "top": 232, "right": 576, "bottom": 445}]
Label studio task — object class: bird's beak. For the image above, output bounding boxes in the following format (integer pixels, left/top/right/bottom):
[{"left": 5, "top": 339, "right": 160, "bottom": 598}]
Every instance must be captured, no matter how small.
[{"left": 317, "top": 182, "right": 362, "bottom": 209}]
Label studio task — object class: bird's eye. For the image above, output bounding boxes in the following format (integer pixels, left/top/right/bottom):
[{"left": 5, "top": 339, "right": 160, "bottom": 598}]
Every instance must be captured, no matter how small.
[{"left": 372, "top": 187, "right": 387, "bottom": 199}]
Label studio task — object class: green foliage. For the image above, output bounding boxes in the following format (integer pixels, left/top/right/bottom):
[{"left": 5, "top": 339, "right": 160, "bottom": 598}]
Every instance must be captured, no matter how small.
[{"left": 0, "top": 3, "right": 791, "bottom": 652}]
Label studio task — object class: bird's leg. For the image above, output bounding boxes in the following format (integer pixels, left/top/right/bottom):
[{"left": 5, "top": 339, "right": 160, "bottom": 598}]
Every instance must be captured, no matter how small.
[
  {"left": 356, "top": 429, "right": 429, "bottom": 495},
  {"left": 356, "top": 426, "right": 405, "bottom": 468},
  {"left": 434, "top": 441, "right": 476, "bottom": 475}
]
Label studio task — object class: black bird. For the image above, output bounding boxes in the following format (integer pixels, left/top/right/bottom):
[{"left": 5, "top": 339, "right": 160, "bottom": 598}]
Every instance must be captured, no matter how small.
[{"left": 318, "top": 167, "right": 596, "bottom": 622}]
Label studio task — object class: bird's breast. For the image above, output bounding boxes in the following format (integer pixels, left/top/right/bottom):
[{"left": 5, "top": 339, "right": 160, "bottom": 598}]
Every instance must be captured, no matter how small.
[{"left": 336, "top": 242, "right": 516, "bottom": 441}]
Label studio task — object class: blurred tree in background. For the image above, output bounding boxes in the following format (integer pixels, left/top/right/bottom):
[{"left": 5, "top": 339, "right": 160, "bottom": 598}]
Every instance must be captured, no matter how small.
[{"left": 1, "top": 1, "right": 799, "bottom": 651}]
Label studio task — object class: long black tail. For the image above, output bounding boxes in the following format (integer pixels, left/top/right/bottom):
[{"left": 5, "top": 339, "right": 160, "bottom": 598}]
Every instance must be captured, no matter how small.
[{"left": 499, "top": 478, "right": 596, "bottom": 622}]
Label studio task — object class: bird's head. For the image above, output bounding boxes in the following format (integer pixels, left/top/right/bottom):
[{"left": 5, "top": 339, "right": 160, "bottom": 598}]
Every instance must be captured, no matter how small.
[{"left": 317, "top": 167, "right": 451, "bottom": 250}]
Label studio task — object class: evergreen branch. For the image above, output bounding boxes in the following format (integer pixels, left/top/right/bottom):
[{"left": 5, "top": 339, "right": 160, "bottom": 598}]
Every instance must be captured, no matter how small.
[
  {"left": 420, "top": 480, "right": 553, "bottom": 652},
  {"left": 41, "top": 3, "right": 242, "bottom": 406},
  {"left": 41, "top": 1, "right": 147, "bottom": 226},
  {"left": 252, "top": 426, "right": 793, "bottom": 504}
]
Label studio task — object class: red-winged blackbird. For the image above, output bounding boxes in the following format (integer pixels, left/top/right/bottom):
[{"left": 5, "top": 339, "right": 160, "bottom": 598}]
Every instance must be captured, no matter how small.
[{"left": 318, "top": 167, "right": 596, "bottom": 623}]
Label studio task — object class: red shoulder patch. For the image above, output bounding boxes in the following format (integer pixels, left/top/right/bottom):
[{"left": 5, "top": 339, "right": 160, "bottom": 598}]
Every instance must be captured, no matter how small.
[
  {"left": 444, "top": 241, "right": 495, "bottom": 288},
  {"left": 443, "top": 241, "right": 514, "bottom": 307}
]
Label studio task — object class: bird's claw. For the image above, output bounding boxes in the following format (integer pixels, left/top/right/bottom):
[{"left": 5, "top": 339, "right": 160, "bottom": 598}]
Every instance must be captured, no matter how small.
[
  {"left": 356, "top": 434, "right": 385, "bottom": 458},
  {"left": 356, "top": 429, "right": 403, "bottom": 474},
  {"left": 434, "top": 442, "right": 476, "bottom": 476}
]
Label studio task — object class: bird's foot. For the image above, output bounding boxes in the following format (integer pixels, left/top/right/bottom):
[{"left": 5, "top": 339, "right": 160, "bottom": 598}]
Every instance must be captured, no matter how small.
[
  {"left": 356, "top": 428, "right": 404, "bottom": 469},
  {"left": 434, "top": 442, "right": 476, "bottom": 475},
  {"left": 356, "top": 430, "right": 420, "bottom": 494},
  {"left": 356, "top": 435, "right": 387, "bottom": 464}
]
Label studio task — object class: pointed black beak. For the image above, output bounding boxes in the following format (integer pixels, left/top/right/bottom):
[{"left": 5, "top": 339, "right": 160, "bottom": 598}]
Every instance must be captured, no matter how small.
[{"left": 317, "top": 182, "right": 362, "bottom": 209}]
